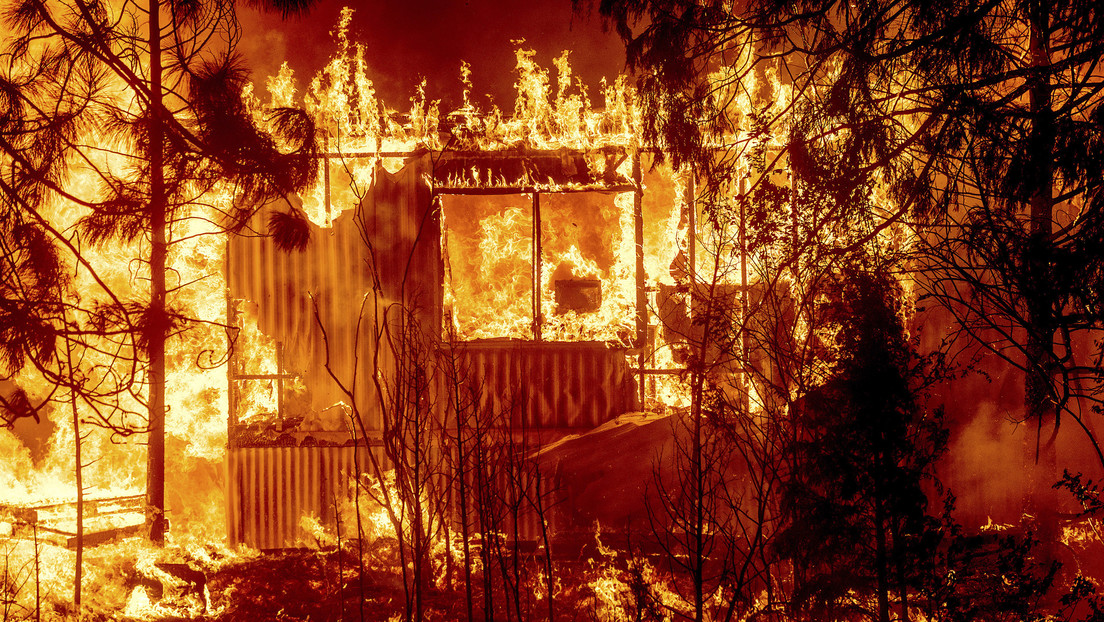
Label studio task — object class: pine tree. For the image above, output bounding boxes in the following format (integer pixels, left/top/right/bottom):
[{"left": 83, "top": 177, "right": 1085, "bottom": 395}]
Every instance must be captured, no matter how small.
[
  {"left": 1, "top": 0, "right": 318, "bottom": 542},
  {"left": 777, "top": 264, "right": 946, "bottom": 622}
]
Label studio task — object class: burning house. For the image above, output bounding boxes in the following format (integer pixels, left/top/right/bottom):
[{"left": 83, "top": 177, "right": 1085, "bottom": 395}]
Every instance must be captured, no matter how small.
[{"left": 222, "top": 143, "right": 699, "bottom": 548}]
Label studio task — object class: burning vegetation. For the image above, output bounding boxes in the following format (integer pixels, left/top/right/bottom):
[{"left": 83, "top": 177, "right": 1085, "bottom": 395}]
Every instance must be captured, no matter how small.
[{"left": 2, "top": 0, "right": 1104, "bottom": 621}]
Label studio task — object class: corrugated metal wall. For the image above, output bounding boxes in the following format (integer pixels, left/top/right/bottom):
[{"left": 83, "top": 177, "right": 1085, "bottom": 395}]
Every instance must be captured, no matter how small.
[
  {"left": 227, "top": 445, "right": 392, "bottom": 549},
  {"left": 228, "top": 444, "right": 561, "bottom": 548},
  {"left": 456, "top": 342, "right": 637, "bottom": 429},
  {"left": 228, "top": 155, "right": 436, "bottom": 432}
]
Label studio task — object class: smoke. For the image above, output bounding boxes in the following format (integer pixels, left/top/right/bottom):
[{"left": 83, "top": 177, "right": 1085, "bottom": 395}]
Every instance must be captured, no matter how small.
[
  {"left": 236, "top": 28, "right": 289, "bottom": 89},
  {"left": 941, "top": 395, "right": 1029, "bottom": 526},
  {"left": 932, "top": 336, "right": 1104, "bottom": 528}
]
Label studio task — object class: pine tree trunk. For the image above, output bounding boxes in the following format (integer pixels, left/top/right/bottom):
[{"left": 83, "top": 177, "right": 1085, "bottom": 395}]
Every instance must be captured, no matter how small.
[
  {"left": 146, "top": 0, "right": 168, "bottom": 545},
  {"left": 694, "top": 398, "right": 705, "bottom": 622},
  {"left": 873, "top": 492, "right": 890, "bottom": 622},
  {"left": 72, "top": 387, "right": 83, "bottom": 607},
  {"left": 1024, "top": 0, "right": 1057, "bottom": 518},
  {"left": 891, "top": 519, "right": 910, "bottom": 621}
]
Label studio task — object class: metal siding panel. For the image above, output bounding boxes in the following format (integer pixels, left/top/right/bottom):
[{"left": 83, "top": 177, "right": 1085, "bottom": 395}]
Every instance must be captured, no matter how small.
[
  {"left": 250, "top": 449, "right": 261, "bottom": 547},
  {"left": 557, "top": 348, "right": 569, "bottom": 427},
  {"left": 564, "top": 348, "right": 578, "bottom": 427},
  {"left": 297, "top": 448, "right": 307, "bottom": 545},
  {"left": 591, "top": 350, "right": 605, "bottom": 426},
  {"left": 330, "top": 447, "right": 343, "bottom": 517},
  {"left": 243, "top": 449, "right": 255, "bottom": 548},
  {"left": 455, "top": 344, "right": 633, "bottom": 431},
  {"left": 320, "top": 447, "right": 332, "bottom": 526},
  {"left": 270, "top": 448, "right": 280, "bottom": 550},
  {"left": 247, "top": 236, "right": 262, "bottom": 323},
  {"left": 254, "top": 449, "right": 264, "bottom": 549},
  {"left": 510, "top": 348, "right": 522, "bottom": 422},
  {"left": 286, "top": 447, "right": 297, "bottom": 546},
  {"left": 227, "top": 451, "right": 239, "bottom": 545},
  {"left": 279, "top": 448, "right": 289, "bottom": 548},
  {"left": 261, "top": 448, "right": 272, "bottom": 549},
  {"left": 289, "top": 448, "right": 299, "bottom": 545},
  {"left": 534, "top": 349, "right": 548, "bottom": 427},
  {"left": 298, "top": 448, "right": 309, "bottom": 545},
  {"left": 266, "top": 449, "right": 275, "bottom": 549},
  {"left": 261, "top": 238, "right": 276, "bottom": 331},
  {"left": 232, "top": 451, "right": 241, "bottom": 547},
  {"left": 255, "top": 449, "right": 266, "bottom": 549},
  {"left": 303, "top": 448, "right": 314, "bottom": 543},
  {"left": 323, "top": 447, "right": 332, "bottom": 520},
  {"left": 229, "top": 446, "right": 331, "bottom": 548},
  {"left": 332, "top": 447, "right": 344, "bottom": 519},
  {"left": 244, "top": 449, "right": 254, "bottom": 547},
  {"left": 286, "top": 243, "right": 303, "bottom": 347},
  {"left": 269, "top": 448, "right": 277, "bottom": 548},
  {"left": 276, "top": 448, "right": 286, "bottom": 549},
  {"left": 558, "top": 348, "right": 571, "bottom": 427},
  {"left": 301, "top": 447, "right": 313, "bottom": 546},
  {"left": 314, "top": 447, "right": 325, "bottom": 529},
  {"left": 272, "top": 448, "right": 283, "bottom": 549}
]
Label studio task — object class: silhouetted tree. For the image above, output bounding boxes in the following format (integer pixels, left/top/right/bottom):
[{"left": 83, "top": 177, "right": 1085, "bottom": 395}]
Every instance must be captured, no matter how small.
[
  {"left": 585, "top": 0, "right": 1104, "bottom": 554},
  {"left": 776, "top": 264, "right": 947, "bottom": 622}
]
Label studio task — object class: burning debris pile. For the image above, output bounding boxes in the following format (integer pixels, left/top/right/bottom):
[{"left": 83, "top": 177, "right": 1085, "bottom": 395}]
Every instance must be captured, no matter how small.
[{"left": 2, "top": 0, "right": 1104, "bottom": 621}]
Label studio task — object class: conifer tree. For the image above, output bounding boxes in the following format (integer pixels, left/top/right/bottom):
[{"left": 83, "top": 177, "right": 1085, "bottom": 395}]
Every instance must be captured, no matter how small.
[{"left": 1, "top": 0, "right": 318, "bottom": 542}]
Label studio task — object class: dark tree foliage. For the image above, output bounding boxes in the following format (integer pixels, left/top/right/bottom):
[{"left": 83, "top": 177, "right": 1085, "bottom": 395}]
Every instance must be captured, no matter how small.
[
  {"left": 585, "top": 0, "right": 1104, "bottom": 470},
  {"left": 580, "top": 0, "right": 1104, "bottom": 615},
  {"left": 897, "top": 1, "right": 1104, "bottom": 472},
  {"left": 921, "top": 521, "right": 1062, "bottom": 622},
  {"left": 0, "top": 215, "right": 65, "bottom": 380},
  {"left": 69, "top": 51, "right": 319, "bottom": 251},
  {"left": 776, "top": 265, "right": 946, "bottom": 622}
]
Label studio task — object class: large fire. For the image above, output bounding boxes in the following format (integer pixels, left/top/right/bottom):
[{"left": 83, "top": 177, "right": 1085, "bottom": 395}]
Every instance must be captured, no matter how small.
[
  {"left": 3, "top": 2, "right": 1101, "bottom": 621},
  {"left": 0, "top": 5, "right": 698, "bottom": 616}
]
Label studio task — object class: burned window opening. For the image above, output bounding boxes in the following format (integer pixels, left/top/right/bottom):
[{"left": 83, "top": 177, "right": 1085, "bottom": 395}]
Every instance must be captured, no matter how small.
[
  {"left": 440, "top": 188, "right": 637, "bottom": 345},
  {"left": 554, "top": 278, "right": 602, "bottom": 314},
  {"left": 225, "top": 300, "right": 326, "bottom": 448}
]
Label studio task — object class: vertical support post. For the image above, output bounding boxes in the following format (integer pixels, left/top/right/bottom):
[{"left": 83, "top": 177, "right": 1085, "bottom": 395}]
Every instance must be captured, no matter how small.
[
  {"left": 33, "top": 522, "right": 39, "bottom": 622},
  {"left": 323, "top": 138, "right": 331, "bottom": 226},
  {"left": 634, "top": 152, "right": 646, "bottom": 407},
  {"left": 146, "top": 0, "right": 168, "bottom": 546},
  {"left": 225, "top": 240, "right": 237, "bottom": 441},
  {"left": 791, "top": 157, "right": 799, "bottom": 277},
  {"left": 533, "top": 192, "right": 542, "bottom": 342},
  {"left": 436, "top": 194, "right": 449, "bottom": 340},
  {"left": 685, "top": 167, "right": 696, "bottom": 356},
  {"left": 71, "top": 386, "right": 83, "bottom": 609},
  {"left": 276, "top": 341, "right": 285, "bottom": 427}
]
